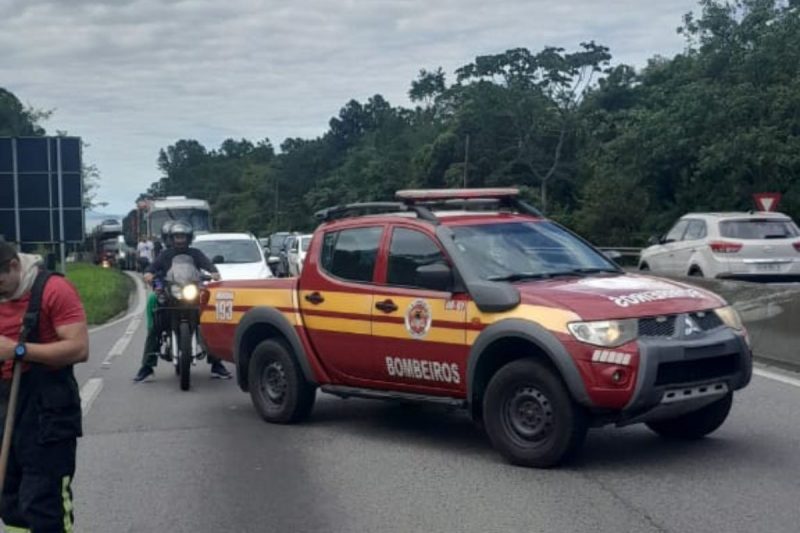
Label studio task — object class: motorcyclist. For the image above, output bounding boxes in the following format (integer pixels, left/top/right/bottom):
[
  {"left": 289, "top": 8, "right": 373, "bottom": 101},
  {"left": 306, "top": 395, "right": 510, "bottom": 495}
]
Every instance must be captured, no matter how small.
[{"left": 133, "top": 221, "right": 232, "bottom": 381}]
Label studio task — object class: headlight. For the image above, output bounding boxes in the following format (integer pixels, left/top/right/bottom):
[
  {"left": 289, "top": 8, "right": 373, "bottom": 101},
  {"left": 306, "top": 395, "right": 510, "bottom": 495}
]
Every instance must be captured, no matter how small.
[
  {"left": 568, "top": 319, "right": 638, "bottom": 347},
  {"left": 170, "top": 285, "right": 183, "bottom": 299},
  {"left": 182, "top": 284, "right": 199, "bottom": 301},
  {"left": 715, "top": 305, "right": 744, "bottom": 330}
]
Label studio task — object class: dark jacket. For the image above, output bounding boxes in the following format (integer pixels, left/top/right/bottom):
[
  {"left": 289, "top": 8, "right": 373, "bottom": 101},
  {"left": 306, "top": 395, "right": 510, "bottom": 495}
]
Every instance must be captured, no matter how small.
[{"left": 146, "top": 247, "right": 219, "bottom": 278}]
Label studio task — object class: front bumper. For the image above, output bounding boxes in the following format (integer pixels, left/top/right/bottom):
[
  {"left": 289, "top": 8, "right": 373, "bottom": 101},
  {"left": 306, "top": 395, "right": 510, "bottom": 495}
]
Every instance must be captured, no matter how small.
[{"left": 614, "top": 328, "right": 752, "bottom": 426}]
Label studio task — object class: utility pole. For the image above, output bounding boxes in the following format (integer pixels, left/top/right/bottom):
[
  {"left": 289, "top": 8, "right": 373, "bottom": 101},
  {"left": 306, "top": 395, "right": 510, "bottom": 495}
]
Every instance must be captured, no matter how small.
[
  {"left": 274, "top": 174, "right": 279, "bottom": 230},
  {"left": 463, "top": 134, "right": 470, "bottom": 188}
]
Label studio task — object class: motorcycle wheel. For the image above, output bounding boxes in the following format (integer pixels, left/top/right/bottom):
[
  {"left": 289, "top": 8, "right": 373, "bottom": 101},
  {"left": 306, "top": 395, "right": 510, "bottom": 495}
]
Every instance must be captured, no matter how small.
[{"left": 179, "top": 322, "right": 192, "bottom": 391}]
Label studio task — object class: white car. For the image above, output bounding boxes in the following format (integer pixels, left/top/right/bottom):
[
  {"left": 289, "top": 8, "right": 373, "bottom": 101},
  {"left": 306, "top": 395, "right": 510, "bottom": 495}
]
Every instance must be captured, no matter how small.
[
  {"left": 193, "top": 233, "right": 273, "bottom": 280},
  {"left": 286, "top": 234, "right": 312, "bottom": 276},
  {"left": 639, "top": 212, "right": 800, "bottom": 280}
]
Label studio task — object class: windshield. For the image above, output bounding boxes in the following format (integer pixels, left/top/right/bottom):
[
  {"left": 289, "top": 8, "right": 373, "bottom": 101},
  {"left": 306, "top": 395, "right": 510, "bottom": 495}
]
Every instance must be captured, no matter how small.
[
  {"left": 719, "top": 219, "right": 799, "bottom": 239},
  {"left": 450, "top": 221, "right": 618, "bottom": 281},
  {"left": 301, "top": 237, "right": 311, "bottom": 252},
  {"left": 150, "top": 208, "right": 211, "bottom": 235},
  {"left": 166, "top": 254, "right": 201, "bottom": 285},
  {"left": 194, "top": 239, "right": 262, "bottom": 264},
  {"left": 270, "top": 233, "right": 290, "bottom": 250}
]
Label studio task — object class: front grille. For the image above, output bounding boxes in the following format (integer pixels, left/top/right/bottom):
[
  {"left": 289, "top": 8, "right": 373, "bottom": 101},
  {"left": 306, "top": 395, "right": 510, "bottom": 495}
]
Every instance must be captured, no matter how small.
[
  {"left": 690, "top": 311, "right": 723, "bottom": 331},
  {"left": 654, "top": 354, "right": 739, "bottom": 386},
  {"left": 639, "top": 316, "right": 676, "bottom": 337}
]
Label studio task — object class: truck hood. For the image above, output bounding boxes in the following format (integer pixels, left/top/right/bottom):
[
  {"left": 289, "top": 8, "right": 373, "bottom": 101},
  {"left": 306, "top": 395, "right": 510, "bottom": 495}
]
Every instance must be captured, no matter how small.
[
  {"left": 515, "top": 274, "right": 726, "bottom": 320},
  {"left": 215, "top": 262, "right": 272, "bottom": 281}
]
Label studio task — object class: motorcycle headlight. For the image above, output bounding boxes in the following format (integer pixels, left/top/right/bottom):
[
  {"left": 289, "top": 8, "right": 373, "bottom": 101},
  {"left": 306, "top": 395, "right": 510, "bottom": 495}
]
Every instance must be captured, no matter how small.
[
  {"left": 568, "top": 319, "right": 638, "bottom": 348},
  {"left": 170, "top": 285, "right": 183, "bottom": 299},
  {"left": 715, "top": 305, "right": 744, "bottom": 331},
  {"left": 182, "top": 284, "right": 199, "bottom": 301}
]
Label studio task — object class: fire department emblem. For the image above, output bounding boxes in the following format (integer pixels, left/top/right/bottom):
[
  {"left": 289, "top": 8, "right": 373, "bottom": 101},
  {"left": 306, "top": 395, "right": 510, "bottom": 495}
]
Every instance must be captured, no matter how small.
[{"left": 405, "top": 299, "right": 432, "bottom": 339}]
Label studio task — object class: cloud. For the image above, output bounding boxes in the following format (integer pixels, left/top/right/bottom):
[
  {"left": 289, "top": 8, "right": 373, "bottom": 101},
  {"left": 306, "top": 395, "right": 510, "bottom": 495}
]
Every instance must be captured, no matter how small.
[{"left": 0, "top": 0, "right": 700, "bottom": 214}]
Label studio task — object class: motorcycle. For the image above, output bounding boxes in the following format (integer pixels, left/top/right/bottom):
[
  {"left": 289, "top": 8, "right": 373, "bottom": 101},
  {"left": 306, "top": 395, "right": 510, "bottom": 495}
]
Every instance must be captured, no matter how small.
[{"left": 152, "top": 255, "right": 210, "bottom": 391}]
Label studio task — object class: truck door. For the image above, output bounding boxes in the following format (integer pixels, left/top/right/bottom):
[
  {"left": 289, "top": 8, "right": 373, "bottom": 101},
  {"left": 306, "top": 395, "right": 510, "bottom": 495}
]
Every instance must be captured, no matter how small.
[
  {"left": 298, "top": 225, "right": 383, "bottom": 384},
  {"left": 370, "top": 225, "right": 468, "bottom": 396}
]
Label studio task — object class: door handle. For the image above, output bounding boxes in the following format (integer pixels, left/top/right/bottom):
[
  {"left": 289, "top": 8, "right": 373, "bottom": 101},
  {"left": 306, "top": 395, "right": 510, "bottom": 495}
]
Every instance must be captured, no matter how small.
[
  {"left": 304, "top": 292, "right": 324, "bottom": 305},
  {"left": 375, "top": 299, "right": 398, "bottom": 313}
]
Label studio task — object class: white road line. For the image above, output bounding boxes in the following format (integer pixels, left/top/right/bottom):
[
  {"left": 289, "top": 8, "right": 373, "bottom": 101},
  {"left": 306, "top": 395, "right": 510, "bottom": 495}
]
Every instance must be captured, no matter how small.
[
  {"left": 101, "top": 316, "right": 141, "bottom": 368},
  {"left": 80, "top": 378, "right": 104, "bottom": 415},
  {"left": 754, "top": 367, "right": 800, "bottom": 389},
  {"left": 89, "top": 272, "right": 147, "bottom": 334}
]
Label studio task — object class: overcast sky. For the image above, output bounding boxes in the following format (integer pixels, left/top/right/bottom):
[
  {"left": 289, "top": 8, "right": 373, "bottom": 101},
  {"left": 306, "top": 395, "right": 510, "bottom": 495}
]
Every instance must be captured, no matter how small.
[{"left": 1, "top": 0, "right": 700, "bottom": 216}]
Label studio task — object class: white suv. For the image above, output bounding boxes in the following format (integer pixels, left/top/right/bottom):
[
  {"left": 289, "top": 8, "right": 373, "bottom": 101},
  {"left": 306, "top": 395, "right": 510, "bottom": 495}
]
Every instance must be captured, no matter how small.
[{"left": 639, "top": 212, "right": 800, "bottom": 280}]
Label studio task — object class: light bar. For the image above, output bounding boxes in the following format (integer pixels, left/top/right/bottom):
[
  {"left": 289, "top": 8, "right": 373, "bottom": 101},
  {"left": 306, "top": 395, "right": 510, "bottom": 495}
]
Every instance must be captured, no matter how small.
[{"left": 396, "top": 188, "right": 520, "bottom": 203}]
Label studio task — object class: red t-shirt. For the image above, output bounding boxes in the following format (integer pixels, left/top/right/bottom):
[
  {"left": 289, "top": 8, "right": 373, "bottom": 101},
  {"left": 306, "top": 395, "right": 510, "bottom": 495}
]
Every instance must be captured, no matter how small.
[{"left": 0, "top": 275, "right": 86, "bottom": 379}]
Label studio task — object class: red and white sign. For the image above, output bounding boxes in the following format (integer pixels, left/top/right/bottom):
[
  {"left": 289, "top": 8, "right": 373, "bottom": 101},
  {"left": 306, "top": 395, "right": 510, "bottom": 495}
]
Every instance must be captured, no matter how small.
[{"left": 753, "top": 192, "right": 781, "bottom": 212}]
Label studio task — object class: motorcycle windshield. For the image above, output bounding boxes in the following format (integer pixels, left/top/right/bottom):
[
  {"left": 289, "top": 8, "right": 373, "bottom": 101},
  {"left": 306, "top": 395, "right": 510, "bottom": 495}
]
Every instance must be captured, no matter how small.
[{"left": 166, "top": 254, "right": 200, "bottom": 286}]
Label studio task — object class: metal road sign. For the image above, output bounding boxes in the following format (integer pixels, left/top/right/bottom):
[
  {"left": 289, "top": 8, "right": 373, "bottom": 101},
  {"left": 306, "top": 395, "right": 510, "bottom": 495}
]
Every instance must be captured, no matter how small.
[
  {"left": 0, "top": 137, "right": 85, "bottom": 244},
  {"left": 753, "top": 192, "right": 782, "bottom": 212}
]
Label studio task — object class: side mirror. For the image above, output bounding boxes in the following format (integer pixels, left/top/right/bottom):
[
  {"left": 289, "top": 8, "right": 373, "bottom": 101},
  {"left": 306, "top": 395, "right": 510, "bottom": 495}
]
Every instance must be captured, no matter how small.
[
  {"left": 212, "top": 255, "right": 225, "bottom": 264},
  {"left": 647, "top": 235, "right": 662, "bottom": 246},
  {"left": 415, "top": 262, "right": 453, "bottom": 292}
]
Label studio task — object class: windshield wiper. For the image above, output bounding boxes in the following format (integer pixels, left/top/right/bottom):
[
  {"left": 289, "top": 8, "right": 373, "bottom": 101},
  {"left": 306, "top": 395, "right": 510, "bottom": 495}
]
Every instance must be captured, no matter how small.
[
  {"left": 487, "top": 272, "right": 554, "bottom": 282},
  {"left": 567, "top": 267, "right": 621, "bottom": 275},
  {"left": 488, "top": 268, "right": 620, "bottom": 283}
]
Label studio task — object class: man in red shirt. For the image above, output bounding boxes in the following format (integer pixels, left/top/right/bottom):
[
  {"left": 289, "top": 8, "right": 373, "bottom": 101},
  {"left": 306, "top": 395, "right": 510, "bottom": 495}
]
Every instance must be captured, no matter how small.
[{"left": 0, "top": 241, "right": 89, "bottom": 532}]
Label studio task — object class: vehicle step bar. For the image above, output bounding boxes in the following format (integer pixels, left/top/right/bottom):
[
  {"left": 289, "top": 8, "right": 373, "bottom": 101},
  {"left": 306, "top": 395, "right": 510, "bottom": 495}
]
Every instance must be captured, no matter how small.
[{"left": 320, "top": 385, "right": 466, "bottom": 408}]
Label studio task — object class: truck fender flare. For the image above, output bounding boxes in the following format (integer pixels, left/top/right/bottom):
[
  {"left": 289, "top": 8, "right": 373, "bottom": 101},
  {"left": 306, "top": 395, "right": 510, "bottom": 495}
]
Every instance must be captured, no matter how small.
[
  {"left": 234, "top": 306, "right": 316, "bottom": 391},
  {"left": 466, "top": 319, "right": 591, "bottom": 407}
]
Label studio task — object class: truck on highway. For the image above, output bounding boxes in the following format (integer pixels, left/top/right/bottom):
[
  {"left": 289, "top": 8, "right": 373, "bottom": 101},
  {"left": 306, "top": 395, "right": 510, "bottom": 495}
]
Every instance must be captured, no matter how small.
[
  {"left": 123, "top": 196, "right": 212, "bottom": 246},
  {"left": 199, "top": 188, "right": 752, "bottom": 467}
]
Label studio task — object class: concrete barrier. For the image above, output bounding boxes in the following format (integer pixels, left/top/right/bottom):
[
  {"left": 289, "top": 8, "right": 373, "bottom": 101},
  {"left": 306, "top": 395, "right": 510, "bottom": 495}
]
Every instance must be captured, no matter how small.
[{"left": 664, "top": 276, "right": 800, "bottom": 371}]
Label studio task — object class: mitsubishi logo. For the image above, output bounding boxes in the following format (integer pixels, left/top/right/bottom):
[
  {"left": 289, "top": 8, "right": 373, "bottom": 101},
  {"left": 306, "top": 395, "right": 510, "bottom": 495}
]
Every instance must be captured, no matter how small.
[{"left": 684, "top": 316, "right": 702, "bottom": 336}]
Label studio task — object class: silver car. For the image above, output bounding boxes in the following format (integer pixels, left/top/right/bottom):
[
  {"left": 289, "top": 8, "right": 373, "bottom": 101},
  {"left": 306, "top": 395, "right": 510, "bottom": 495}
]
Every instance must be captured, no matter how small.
[{"left": 639, "top": 212, "right": 800, "bottom": 280}]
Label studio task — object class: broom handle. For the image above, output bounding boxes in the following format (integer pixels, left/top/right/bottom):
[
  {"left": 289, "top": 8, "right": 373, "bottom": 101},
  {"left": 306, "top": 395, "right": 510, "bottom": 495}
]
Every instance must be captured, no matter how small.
[{"left": 0, "top": 360, "right": 23, "bottom": 508}]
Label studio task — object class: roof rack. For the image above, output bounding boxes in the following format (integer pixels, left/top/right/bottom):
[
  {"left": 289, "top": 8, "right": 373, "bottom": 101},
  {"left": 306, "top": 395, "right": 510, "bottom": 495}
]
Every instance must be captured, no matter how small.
[
  {"left": 314, "top": 188, "right": 543, "bottom": 224},
  {"left": 314, "top": 202, "right": 438, "bottom": 223}
]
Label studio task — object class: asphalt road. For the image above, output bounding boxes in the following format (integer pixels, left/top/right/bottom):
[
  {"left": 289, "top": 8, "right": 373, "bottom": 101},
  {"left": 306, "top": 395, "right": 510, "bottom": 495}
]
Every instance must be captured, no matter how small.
[{"left": 70, "top": 279, "right": 800, "bottom": 533}]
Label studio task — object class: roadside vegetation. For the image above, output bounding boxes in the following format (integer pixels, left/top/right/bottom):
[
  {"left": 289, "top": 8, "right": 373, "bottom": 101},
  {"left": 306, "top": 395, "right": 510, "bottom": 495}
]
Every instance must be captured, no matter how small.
[{"left": 66, "top": 263, "right": 132, "bottom": 325}]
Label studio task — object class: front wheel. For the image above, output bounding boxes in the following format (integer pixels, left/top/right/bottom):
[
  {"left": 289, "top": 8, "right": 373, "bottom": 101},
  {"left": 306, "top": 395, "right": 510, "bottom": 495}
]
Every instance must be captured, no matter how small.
[
  {"left": 249, "top": 339, "right": 316, "bottom": 423},
  {"left": 646, "top": 393, "right": 732, "bottom": 439},
  {"left": 179, "top": 323, "right": 192, "bottom": 391},
  {"left": 483, "top": 358, "right": 587, "bottom": 468}
]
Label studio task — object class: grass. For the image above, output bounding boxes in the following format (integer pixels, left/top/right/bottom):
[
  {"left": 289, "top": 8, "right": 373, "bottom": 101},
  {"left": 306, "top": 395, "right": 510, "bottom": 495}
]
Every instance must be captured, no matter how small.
[{"left": 66, "top": 263, "right": 133, "bottom": 325}]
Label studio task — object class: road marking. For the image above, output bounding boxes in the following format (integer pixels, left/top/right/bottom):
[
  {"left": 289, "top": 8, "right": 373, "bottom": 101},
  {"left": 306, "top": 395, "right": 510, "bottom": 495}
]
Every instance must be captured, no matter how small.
[
  {"left": 80, "top": 378, "right": 103, "bottom": 415},
  {"left": 89, "top": 272, "right": 147, "bottom": 334},
  {"left": 102, "top": 316, "right": 141, "bottom": 368},
  {"left": 754, "top": 367, "right": 800, "bottom": 389}
]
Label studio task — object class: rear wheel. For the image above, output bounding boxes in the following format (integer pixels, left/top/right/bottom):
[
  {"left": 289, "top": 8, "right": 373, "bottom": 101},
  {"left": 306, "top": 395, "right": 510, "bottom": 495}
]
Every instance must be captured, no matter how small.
[
  {"left": 689, "top": 266, "right": 704, "bottom": 277},
  {"left": 179, "top": 323, "right": 192, "bottom": 391},
  {"left": 483, "top": 359, "right": 587, "bottom": 468},
  {"left": 249, "top": 339, "right": 316, "bottom": 423},
  {"left": 639, "top": 262, "right": 650, "bottom": 271},
  {"left": 646, "top": 393, "right": 732, "bottom": 439}
]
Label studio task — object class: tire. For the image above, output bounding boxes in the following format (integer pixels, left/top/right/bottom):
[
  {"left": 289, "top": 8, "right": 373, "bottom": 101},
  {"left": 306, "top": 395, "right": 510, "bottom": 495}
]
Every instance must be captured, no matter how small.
[
  {"left": 639, "top": 262, "right": 650, "bottom": 271},
  {"left": 249, "top": 339, "right": 316, "bottom": 424},
  {"left": 179, "top": 323, "right": 192, "bottom": 391},
  {"left": 689, "top": 266, "right": 704, "bottom": 277},
  {"left": 483, "top": 358, "right": 587, "bottom": 468},
  {"left": 646, "top": 392, "right": 732, "bottom": 440}
]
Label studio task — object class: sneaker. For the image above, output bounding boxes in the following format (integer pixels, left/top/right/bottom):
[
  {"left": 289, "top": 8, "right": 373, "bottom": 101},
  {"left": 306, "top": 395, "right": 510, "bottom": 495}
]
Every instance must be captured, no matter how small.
[
  {"left": 133, "top": 366, "right": 154, "bottom": 382},
  {"left": 210, "top": 362, "right": 232, "bottom": 380}
]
